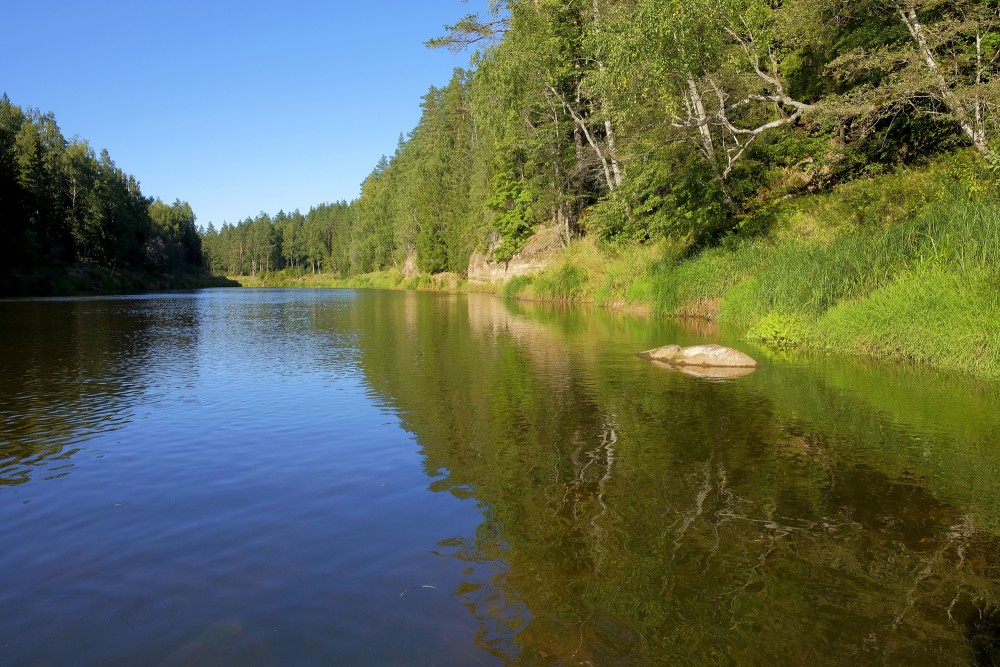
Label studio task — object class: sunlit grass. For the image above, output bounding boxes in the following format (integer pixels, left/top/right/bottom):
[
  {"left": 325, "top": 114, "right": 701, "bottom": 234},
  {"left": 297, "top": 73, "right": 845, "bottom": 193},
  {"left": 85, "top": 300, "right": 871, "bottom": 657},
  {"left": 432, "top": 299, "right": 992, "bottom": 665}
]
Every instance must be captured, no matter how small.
[
  {"left": 234, "top": 268, "right": 479, "bottom": 293},
  {"left": 819, "top": 268, "right": 1000, "bottom": 377}
]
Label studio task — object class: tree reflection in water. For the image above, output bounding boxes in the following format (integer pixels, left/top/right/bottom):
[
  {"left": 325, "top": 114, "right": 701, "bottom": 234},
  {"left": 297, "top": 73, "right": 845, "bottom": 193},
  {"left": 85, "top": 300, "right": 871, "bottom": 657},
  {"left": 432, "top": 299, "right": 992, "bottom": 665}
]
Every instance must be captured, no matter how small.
[{"left": 352, "top": 291, "right": 1000, "bottom": 665}]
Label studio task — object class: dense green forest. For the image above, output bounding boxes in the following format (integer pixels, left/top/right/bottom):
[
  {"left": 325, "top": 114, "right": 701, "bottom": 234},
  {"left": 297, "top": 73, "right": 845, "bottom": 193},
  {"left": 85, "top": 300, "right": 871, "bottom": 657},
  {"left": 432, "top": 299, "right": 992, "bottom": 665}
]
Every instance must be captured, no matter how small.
[
  {"left": 0, "top": 95, "right": 204, "bottom": 294},
  {"left": 199, "top": 203, "right": 354, "bottom": 277},
  {"left": 204, "top": 0, "right": 999, "bottom": 279},
  {"left": 6, "top": 0, "right": 1000, "bottom": 375}
]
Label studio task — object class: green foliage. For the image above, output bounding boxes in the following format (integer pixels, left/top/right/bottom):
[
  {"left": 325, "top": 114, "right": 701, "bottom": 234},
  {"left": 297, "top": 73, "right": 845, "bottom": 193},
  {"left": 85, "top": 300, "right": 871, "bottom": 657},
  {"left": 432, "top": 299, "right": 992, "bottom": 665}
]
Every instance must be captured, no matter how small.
[
  {"left": 487, "top": 171, "right": 538, "bottom": 263},
  {"left": 529, "top": 262, "right": 588, "bottom": 301},
  {"left": 201, "top": 0, "right": 1000, "bottom": 287},
  {"left": 650, "top": 241, "right": 766, "bottom": 317},
  {"left": 710, "top": 180, "right": 1000, "bottom": 374},
  {"left": 590, "top": 244, "right": 663, "bottom": 307},
  {"left": 404, "top": 274, "right": 433, "bottom": 290},
  {"left": 13, "top": 0, "right": 1000, "bottom": 294},
  {"left": 590, "top": 145, "right": 730, "bottom": 246},
  {"left": 723, "top": 187, "right": 1000, "bottom": 325},
  {"left": 501, "top": 274, "right": 534, "bottom": 300},
  {"left": 746, "top": 312, "right": 818, "bottom": 347},
  {"left": 201, "top": 202, "right": 353, "bottom": 277},
  {"left": 0, "top": 95, "right": 203, "bottom": 293},
  {"left": 148, "top": 198, "right": 201, "bottom": 269}
]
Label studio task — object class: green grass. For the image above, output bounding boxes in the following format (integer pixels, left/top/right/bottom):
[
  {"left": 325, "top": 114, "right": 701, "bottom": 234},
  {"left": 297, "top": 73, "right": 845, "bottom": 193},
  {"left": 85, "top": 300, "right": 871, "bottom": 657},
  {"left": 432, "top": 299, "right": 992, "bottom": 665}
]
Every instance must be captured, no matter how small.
[
  {"left": 501, "top": 274, "right": 533, "bottom": 299},
  {"left": 494, "top": 154, "right": 1000, "bottom": 377},
  {"left": 721, "top": 189, "right": 1000, "bottom": 377},
  {"left": 235, "top": 267, "right": 478, "bottom": 293},
  {"left": 649, "top": 241, "right": 765, "bottom": 318},
  {"left": 819, "top": 268, "right": 1000, "bottom": 377},
  {"left": 530, "top": 262, "right": 588, "bottom": 301}
]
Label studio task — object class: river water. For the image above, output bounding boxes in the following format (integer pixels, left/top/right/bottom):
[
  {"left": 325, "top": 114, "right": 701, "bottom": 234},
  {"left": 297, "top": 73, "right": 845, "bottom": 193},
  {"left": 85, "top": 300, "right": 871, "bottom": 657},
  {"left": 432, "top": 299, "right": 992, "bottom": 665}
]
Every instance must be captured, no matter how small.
[{"left": 2, "top": 288, "right": 1000, "bottom": 665}]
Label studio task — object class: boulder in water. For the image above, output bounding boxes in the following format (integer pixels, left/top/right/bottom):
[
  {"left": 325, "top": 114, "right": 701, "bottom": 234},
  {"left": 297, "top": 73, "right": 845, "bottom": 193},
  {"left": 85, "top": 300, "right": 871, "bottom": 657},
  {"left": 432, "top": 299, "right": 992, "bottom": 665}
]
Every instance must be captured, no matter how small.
[{"left": 637, "top": 343, "right": 758, "bottom": 369}]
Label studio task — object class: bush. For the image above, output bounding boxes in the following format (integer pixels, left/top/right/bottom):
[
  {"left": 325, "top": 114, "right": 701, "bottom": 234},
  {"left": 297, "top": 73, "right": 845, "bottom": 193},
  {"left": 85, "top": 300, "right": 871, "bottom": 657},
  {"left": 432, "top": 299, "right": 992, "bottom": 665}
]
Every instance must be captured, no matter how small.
[{"left": 746, "top": 312, "right": 818, "bottom": 347}]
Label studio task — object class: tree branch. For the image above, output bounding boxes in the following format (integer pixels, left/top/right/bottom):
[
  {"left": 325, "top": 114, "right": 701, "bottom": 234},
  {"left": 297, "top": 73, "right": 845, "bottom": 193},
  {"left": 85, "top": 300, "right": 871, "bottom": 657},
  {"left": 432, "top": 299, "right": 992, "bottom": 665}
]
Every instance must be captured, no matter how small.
[{"left": 546, "top": 84, "right": 617, "bottom": 192}]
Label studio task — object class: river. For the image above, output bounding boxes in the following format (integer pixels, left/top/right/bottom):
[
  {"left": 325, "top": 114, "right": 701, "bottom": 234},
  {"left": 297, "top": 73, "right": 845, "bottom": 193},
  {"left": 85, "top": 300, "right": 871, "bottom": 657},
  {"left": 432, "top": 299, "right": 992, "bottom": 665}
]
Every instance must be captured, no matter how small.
[{"left": 1, "top": 288, "right": 999, "bottom": 665}]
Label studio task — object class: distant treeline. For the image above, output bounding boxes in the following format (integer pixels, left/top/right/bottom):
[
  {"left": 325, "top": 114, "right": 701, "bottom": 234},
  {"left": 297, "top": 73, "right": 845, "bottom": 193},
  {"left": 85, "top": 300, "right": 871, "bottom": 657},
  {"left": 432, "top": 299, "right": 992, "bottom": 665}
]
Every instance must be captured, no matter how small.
[
  {"left": 0, "top": 95, "right": 202, "bottom": 292},
  {"left": 200, "top": 204, "right": 353, "bottom": 277},
  {"left": 205, "top": 0, "right": 998, "bottom": 279}
]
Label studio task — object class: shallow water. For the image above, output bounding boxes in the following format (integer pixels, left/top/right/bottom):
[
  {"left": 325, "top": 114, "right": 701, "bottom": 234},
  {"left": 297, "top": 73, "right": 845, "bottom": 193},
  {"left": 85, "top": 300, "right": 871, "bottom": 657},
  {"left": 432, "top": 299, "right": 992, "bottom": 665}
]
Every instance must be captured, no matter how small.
[{"left": 2, "top": 288, "right": 1000, "bottom": 665}]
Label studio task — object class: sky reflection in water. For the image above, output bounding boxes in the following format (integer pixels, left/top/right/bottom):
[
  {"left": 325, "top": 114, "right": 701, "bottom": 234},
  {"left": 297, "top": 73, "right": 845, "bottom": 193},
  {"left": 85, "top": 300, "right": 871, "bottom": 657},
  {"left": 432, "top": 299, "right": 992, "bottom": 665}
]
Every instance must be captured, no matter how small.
[{"left": 1, "top": 289, "right": 999, "bottom": 665}]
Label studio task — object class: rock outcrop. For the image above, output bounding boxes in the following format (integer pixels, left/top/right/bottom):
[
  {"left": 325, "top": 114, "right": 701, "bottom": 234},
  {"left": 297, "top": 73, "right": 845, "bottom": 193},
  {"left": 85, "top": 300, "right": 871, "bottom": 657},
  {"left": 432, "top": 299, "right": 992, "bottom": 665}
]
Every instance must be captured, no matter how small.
[
  {"left": 637, "top": 343, "right": 758, "bottom": 372},
  {"left": 467, "top": 225, "right": 563, "bottom": 285}
]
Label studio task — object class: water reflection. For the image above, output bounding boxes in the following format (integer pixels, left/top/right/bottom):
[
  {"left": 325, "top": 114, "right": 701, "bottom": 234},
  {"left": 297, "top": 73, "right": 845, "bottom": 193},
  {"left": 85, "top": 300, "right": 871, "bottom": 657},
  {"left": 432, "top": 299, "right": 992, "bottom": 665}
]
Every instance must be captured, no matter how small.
[
  {"left": 0, "top": 290, "right": 364, "bottom": 488},
  {"left": 2, "top": 289, "right": 999, "bottom": 665},
  {"left": 350, "top": 291, "right": 1000, "bottom": 664},
  {"left": 0, "top": 297, "right": 157, "bottom": 486}
]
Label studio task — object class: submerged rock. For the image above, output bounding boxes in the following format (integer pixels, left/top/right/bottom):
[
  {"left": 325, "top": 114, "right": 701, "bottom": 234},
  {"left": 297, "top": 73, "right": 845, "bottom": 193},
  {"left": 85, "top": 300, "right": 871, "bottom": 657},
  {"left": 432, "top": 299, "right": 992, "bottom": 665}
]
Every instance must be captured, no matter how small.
[{"left": 638, "top": 343, "right": 758, "bottom": 371}]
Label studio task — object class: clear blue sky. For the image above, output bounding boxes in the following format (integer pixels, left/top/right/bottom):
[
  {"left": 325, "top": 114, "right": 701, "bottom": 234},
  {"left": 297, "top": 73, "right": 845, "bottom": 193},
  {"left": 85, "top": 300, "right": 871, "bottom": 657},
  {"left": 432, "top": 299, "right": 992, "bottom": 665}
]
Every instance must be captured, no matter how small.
[{"left": 2, "top": 0, "right": 485, "bottom": 228}]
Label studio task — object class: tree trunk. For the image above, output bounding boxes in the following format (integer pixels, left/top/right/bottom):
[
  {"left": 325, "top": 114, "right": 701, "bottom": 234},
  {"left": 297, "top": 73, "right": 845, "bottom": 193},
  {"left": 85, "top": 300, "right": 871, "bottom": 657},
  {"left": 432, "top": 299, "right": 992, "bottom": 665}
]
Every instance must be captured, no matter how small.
[
  {"left": 898, "top": 6, "right": 990, "bottom": 156},
  {"left": 547, "top": 85, "right": 617, "bottom": 193},
  {"left": 686, "top": 76, "right": 717, "bottom": 167}
]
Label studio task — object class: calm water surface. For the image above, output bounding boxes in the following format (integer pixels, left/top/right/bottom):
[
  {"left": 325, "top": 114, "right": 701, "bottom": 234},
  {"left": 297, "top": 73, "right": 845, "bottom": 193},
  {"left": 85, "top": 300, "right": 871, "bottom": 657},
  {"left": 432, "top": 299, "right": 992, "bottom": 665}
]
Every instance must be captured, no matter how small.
[{"left": 2, "top": 289, "right": 1000, "bottom": 665}]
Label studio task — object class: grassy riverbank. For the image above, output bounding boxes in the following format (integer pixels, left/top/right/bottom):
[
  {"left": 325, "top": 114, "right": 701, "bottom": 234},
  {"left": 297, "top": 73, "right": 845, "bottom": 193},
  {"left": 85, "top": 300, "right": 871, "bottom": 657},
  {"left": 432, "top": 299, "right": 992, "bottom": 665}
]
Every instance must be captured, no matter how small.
[
  {"left": 230, "top": 155, "right": 1000, "bottom": 378},
  {"left": 234, "top": 269, "right": 476, "bottom": 292},
  {"left": 504, "top": 156, "right": 1000, "bottom": 378}
]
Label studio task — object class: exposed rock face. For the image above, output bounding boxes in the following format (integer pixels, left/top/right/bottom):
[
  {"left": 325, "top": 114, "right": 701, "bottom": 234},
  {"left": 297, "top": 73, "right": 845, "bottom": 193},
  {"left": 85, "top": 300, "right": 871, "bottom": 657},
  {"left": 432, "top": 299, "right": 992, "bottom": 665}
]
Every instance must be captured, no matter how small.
[
  {"left": 467, "top": 225, "right": 563, "bottom": 285},
  {"left": 637, "top": 344, "right": 758, "bottom": 369},
  {"left": 401, "top": 252, "right": 419, "bottom": 279}
]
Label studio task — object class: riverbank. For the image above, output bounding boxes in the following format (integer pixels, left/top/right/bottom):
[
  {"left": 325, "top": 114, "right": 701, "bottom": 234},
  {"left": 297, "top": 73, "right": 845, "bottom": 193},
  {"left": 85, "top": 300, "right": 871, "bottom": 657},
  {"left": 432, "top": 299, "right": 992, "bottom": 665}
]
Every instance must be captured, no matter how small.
[
  {"left": 231, "top": 155, "right": 1000, "bottom": 378},
  {"left": 504, "top": 156, "right": 1000, "bottom": 378},
  {"left": 0, "top": 264, "right": 240, "bottom": 297},
  {"left": 234, "top": 268, "right": 480, "bottom": 293}
]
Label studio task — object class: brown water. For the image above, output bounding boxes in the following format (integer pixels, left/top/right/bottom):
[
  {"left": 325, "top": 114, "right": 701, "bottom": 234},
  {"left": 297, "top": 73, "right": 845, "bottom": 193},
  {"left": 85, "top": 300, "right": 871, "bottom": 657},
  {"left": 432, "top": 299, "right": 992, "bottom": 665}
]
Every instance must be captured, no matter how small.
[{"left": 2, "top": 288, "right": 1000, "bottom": 665}]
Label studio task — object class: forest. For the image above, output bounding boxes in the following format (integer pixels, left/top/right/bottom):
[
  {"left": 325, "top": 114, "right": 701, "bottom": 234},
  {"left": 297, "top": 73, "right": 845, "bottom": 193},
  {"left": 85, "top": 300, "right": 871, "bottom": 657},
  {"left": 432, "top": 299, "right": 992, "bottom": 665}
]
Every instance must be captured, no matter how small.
[
  {"left": 0, "top": 95, "right": 204, "bottom": 295},
  {"left": 5, "top": 0, "right": 1000, "bottom": 375},
  {"left": 203, "top": 0, "right": 1000, "bottom": 280}
]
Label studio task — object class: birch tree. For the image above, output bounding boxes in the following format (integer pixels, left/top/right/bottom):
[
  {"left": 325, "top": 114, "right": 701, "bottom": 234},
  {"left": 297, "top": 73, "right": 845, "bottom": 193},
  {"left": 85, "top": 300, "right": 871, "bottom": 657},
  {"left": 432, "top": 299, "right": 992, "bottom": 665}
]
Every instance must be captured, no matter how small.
[
  {"left": 604, "top": 0, "right": 814, "bottom": 195},
  {"left": 823, "top": 0, "right": 1000, "bottom": 159}
]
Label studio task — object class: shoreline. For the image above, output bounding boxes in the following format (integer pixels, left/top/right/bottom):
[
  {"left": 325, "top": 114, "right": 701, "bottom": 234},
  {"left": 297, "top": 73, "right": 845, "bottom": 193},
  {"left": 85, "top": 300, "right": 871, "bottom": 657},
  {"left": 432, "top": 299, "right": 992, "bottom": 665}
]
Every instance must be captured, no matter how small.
[
  {"left": 226, "top": 175, "right": 1000, "bottom": 380},
  {"left": 0, "top": 265, "right": 239, "bottom": 298},
  {"left": 228, "top": 257, "right": 999, "bottom": 381}
]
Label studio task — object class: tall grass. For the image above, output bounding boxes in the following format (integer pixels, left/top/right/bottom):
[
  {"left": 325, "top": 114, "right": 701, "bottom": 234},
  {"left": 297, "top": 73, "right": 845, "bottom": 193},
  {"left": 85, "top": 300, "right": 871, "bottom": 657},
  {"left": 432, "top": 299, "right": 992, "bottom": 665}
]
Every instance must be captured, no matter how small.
[
  {"left": 648, "top": 241, "right": 766, "bottom": 318},
  {"left": 501, "top": 274, "right": 534, "bottom": 299},
  {"left": 724, "top": 194, "right": 1000, "bottom": 324},
  {"left": 820, "top": 268, "right": 1000, "bottom": 377},
  {"left": 721, "top": 194, "right": 1000, "bottom": 375},
  {"left": 530, "top": 262, "right": 589, "bottom": 301}
]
